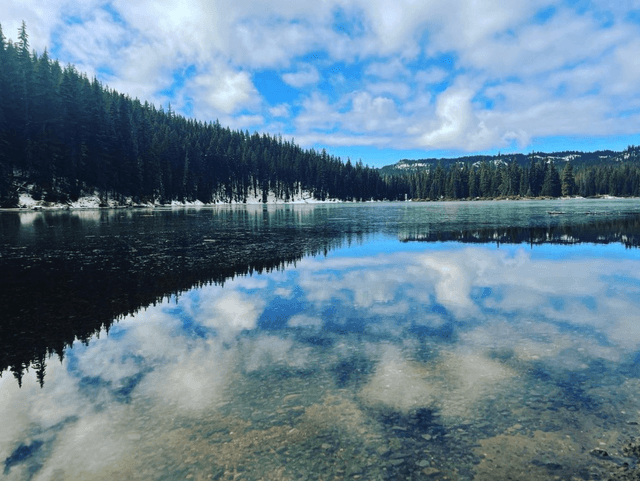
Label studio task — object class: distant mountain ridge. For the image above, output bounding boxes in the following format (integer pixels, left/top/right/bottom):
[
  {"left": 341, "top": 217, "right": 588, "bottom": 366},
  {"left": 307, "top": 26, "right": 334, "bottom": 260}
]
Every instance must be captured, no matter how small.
[{"left": 378, "top": 147, "right": 640, "bottom": 176}]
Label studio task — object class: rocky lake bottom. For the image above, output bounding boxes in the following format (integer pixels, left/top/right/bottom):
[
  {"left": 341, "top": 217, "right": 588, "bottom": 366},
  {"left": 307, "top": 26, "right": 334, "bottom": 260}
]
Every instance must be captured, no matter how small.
[{"left": 2, "top": 200, "right": 640, "bottom": 480}]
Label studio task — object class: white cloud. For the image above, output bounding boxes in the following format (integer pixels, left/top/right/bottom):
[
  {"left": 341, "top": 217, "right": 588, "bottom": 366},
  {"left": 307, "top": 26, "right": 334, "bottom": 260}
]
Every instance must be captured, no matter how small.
[
  {"left": 294, "top": 89, "right": 411, "bottom": 149},
  {"left": 366, "top": 81, "right": 411, "bottom": 99},
  {"left": 232, "top": 18, "right": 318, "bottom": 68},
  {"left": 241, "top": 335, "right": 313, "bottom": 372},
  {"left": 0, "top": 0, "right": 71, "bottom": 52},
  {"left": 189, "top": 68, "right": 259, "bottom": 115},
  {"left": 32, "top": 408, "right": 140, "bottom": 481},
  {"left": 53, "top": 8, "right": 130, "bottom": 66},
  {"left": 295, "top": 92, "right": 343, "bottom": 132},
  {"left": 364, "top": 58, "right": 410, "bottom": 79},
  {"left": 610, "top": 38, "right": 640, "bottom": 95},
  {"left": 282, "top": 65, "right": 320, "bottom": 87},
  {"left": 269, "top": 104, "right": 290, "bottom": 118},
  {"left": 425, "top": 0, "right": 549, "bottom": 54},
  {"left": 461, "top": 9, "right": 630, "bottom": 77},
  {"left": 351, "top": 0, "right": 430, "bottom": 57},
  {"left": 3, "top": 0, "right": 640, "bottom": 156},
  {"left": 348, "top": 92, "right": 400, "bottom": 130},
  {"left": 418, "top": 86, "right": 497, "bottom": 150},
  {"left": 288, "top": 313, "right": 323, "bottom": 328},
  {"left": 415, "top": 67, "right": 448, "bottom": 85}
]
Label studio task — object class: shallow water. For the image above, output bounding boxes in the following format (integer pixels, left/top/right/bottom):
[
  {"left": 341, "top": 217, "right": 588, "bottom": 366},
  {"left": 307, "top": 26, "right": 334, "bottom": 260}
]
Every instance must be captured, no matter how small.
[{"left": 2, "top": 200, "right": 640, "bottom": 480}]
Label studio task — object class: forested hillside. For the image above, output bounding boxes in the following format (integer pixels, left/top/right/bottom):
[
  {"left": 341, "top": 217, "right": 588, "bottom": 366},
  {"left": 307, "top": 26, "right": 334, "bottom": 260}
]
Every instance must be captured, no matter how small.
[
  {"left": 396, "top": 155, "right": 640, "bottom": 200},
  {"left": 0, "top": 23, "right": 391, "bottom": 207},
  {"left": 379, "top": 149, "right": 640, "bottom": 176},
  {"left": 1, "top": 23, "right": 639, "bottom": 207},
  {"left": 381, "top": 146, "right": 640, "bottom": 200}
]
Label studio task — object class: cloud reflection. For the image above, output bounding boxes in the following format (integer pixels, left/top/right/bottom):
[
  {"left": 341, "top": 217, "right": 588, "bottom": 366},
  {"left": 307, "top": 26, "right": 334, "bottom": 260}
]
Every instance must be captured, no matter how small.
[
  {"left": 198, "top": 290, "right": 266, "bottom": 339},
  {"left": 3, "top": 243, "right": 640, "bottom": 479},
  {"left": 358, "top": 344, "right": 516, "bottom": 420}
]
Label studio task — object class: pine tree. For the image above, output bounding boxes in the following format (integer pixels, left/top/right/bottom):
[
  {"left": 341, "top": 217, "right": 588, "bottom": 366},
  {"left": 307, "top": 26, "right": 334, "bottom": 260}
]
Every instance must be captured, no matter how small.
[
  {"left": 0, "top": 23, "right": 9, "bottom": 172},
  {"left": 561, "top": 161, "right": 575, "bottom": 197},
  {"left": 468, "top": 166, "right": 479, "bottom": 198},
  {"left": 479, "top": 162, "right": 492, "bottom": 197},
  {"left": 541, "top": 162, "right": 562, "bottom": 197}
]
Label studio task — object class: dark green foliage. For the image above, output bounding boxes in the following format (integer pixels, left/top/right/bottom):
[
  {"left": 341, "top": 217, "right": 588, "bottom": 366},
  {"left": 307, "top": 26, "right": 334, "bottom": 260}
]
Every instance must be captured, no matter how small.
[
  {"left": 0, "top": 23, "right": 390, "bottom": 205},
  {"left": 561, "top": 161, "right": 575, "bottom": 196},
  {"left": 2, "top": 23, "right": 640, "bottom": 205},
  {"left": 400, "top": 150, "right": 640, "bottom": 200},
  {"left": 540, "top": 162, "right": 561, "bottom": 197}
]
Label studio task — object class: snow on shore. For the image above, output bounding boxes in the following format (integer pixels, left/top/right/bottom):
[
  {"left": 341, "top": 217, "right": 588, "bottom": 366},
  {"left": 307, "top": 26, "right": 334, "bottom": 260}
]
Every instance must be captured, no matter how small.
[{"left": 13, "top": 189, "right": 342, "bottom": 210}]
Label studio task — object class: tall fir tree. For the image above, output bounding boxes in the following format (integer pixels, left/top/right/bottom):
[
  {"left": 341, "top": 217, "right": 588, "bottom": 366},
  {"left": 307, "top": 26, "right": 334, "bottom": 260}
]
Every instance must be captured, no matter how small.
[
  {"left": 561, "top": 161, "right": 576, "bottom": 197},
  {"left": 541, "top": 162, "right": 562, "bottom": 197}
]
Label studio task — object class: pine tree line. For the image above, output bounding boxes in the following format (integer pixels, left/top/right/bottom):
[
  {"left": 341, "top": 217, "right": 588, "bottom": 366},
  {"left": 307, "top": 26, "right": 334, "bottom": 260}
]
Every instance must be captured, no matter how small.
[
  {"left": 398, "top": 156, "right": 640, "bottom": 200},
  {"left": 1, "top": 22, "right": 639, "bottom": 206},
  {"left": 0, "top": 22, "right": 391, "bottom": 206}
]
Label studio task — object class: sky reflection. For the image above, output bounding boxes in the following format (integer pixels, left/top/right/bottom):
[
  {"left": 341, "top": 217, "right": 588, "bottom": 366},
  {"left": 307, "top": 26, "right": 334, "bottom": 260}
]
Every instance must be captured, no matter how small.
[{"left": 3, "top": 242, "right": 640, "bottom": 479}]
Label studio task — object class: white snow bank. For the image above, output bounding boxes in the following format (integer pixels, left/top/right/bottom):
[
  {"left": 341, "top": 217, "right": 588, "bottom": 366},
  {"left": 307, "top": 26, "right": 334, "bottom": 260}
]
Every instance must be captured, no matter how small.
[{"left": 13, "top": 188, "right": 344, "bottom": 210}]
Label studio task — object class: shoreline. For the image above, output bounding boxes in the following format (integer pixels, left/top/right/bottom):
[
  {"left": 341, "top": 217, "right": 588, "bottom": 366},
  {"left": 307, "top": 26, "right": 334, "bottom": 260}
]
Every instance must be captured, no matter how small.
[{"left": 1, "top": 194, "right": 636, "bottom": 212}]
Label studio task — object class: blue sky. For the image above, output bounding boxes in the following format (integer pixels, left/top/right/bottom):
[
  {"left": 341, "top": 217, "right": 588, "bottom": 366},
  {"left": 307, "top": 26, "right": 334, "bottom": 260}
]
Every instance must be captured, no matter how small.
[{"left": 2, "top": 0, "right": 640, "bottom": 167}]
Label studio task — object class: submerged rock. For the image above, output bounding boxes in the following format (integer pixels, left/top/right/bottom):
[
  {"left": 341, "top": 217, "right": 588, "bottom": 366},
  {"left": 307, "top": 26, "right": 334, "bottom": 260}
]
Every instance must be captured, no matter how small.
[
  {"left": 422, "top": 467, "right": 441, "bottom": 477},
  {"left": 590, "top": 448, "right": 609, "bottom": 458}
]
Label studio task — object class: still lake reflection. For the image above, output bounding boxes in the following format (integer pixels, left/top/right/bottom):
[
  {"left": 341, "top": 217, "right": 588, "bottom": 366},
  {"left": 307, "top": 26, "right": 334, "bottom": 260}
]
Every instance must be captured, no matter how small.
[{"left": 2, "top": 200, "right": 640, "bottom": 480}]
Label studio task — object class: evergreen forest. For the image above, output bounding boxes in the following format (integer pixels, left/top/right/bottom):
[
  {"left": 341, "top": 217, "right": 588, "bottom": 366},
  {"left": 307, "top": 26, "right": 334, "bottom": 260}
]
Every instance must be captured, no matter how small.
[
  {"left": 0, "top": 22, "right": 389, "bottom": 206},
  {"left": 1, "top": 22, "right": 640, "bottom": 207},
  {"left": 397, "top": 155, "right": 640, "bottom": 201}
]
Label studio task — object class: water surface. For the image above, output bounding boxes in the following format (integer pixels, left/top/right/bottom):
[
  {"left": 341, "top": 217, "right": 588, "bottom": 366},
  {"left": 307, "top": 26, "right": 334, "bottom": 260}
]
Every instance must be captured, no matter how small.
[{"left": 2, "top": 200, "right": 640, "bottom": 480}]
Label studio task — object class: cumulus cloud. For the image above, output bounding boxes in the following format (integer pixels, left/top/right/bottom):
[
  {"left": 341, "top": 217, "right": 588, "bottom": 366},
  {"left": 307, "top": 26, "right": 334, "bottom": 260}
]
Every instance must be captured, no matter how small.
[
  {"left": 418, "top": 87, "right": 483, "bottom": 149},
  {"left": 269, "top": 103, "right": 291, "bottom": 118},
  {"left": 0, "top": 0, "right": 71, "bottom": 52},
  {"left": 189, "top": 68, "right": 259, "bottom": 115},
  {"left": 364, "top": 58, "right": 410, "bottom": 79},
  {"left": 415, "top": 67, "right": 449, "bottom": 85},
  {"left": 288, "top": 313, "right": 323, "bottom": 328},
  {"left": 3, "top": 0, "right": 640, "bottom": 159},
  {"left": 282, "top": 65, "right": 320, "bottom": 87},
  {"left": 31, "top": 408, "right": 140, "bottom": 481},
  {"left": 366, "top": 81, "right": 411, "bottom": 99},
  {"left": 296, "top": 245, "right": 640, "bottom": 353},
  {"left": 348, "top": 92, "right": 401, "bottom": 131}
]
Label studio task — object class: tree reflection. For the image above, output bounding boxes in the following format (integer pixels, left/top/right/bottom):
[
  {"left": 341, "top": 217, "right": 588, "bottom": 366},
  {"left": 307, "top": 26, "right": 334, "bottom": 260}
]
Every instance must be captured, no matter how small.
[{"left": 1, "top": 207, "right": 639, "bottom": 386}]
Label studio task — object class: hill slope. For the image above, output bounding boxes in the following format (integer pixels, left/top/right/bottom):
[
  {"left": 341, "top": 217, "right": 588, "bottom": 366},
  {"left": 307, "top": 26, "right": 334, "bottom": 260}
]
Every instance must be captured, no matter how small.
[
  {"left": 0, "top": 23, "right": 393, "bottom": 207},
  {"left": 379, "top": 149, "right": 640, "bottom": 176},
  {"left": 1, "top": 23, "right": 639, "bottom": 207}
]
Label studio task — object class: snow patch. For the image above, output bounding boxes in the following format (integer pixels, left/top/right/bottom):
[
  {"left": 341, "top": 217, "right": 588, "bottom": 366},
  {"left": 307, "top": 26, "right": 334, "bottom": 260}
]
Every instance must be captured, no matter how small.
[
  {"left": 12, "top": 188, "right": 342, "bottom": 210},
  {"left": 396, "top": 162, "right": 430, "bottom": 170},
  {"left": 18, "top": 194, "right": 38, "bottom": 208}
]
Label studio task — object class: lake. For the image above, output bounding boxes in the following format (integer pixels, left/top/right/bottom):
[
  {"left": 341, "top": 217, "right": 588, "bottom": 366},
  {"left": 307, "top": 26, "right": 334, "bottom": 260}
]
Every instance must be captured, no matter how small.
[{"left": 2, "top": 199, "right": 640, "bottom": 481}]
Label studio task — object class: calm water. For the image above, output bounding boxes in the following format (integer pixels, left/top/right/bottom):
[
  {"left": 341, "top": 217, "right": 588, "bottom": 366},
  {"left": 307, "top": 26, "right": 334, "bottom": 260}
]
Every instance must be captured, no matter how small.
[{"left": 2, "top": 200, "right": 640, "bottom": 480}]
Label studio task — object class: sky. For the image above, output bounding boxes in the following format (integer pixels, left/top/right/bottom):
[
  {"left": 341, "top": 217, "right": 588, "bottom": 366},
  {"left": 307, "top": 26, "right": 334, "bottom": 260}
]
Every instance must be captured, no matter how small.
[{"left": 2, "top": 1, "right": 640, "bottom": 168}]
